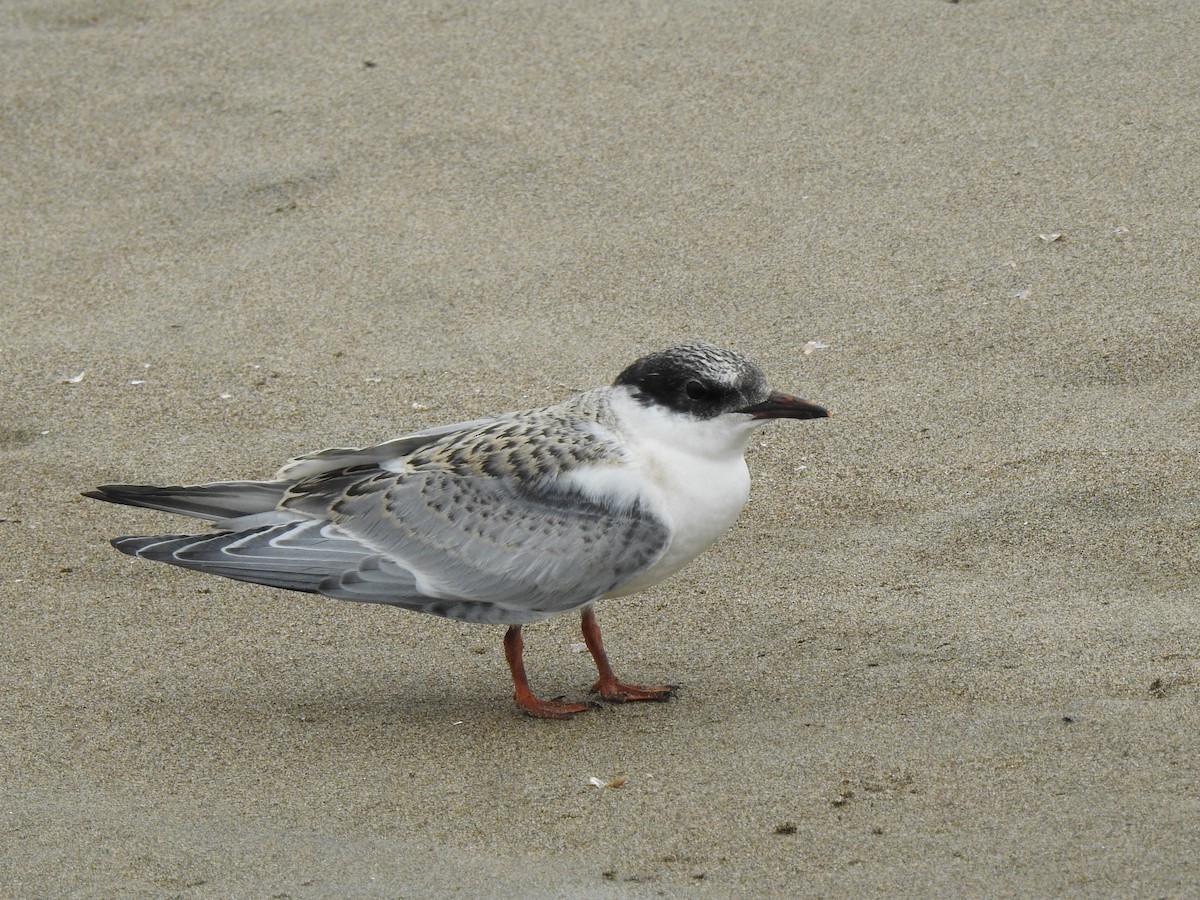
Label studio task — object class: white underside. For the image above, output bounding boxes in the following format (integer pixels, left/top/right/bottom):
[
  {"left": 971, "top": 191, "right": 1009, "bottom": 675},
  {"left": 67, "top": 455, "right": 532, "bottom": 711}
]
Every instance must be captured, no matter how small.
[{"left": 560, "top": 390, "right": 758, "bottom": 600}]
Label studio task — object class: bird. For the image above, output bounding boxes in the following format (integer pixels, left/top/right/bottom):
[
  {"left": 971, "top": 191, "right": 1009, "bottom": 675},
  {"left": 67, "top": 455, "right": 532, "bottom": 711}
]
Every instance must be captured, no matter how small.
[{"left": 85, "top": 341, "right": 829, "bottom": 718}]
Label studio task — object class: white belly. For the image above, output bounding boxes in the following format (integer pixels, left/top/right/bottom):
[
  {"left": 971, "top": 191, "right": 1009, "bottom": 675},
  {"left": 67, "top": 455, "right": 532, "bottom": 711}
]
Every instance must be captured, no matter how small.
[
  {"left": 560, "top": 390, "right": 760, "bottom": 601},
  {"left": 595, "top": 405, "right": 753, "bottom": 602},
  {"left": 601, "top": 440, "right": 751, "bottom": 598}
]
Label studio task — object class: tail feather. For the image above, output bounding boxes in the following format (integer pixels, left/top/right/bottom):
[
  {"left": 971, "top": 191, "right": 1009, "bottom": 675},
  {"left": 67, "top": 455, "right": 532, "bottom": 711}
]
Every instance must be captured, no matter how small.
[{"left": 84, "top": 481, "right": 291, "bottom": 523}]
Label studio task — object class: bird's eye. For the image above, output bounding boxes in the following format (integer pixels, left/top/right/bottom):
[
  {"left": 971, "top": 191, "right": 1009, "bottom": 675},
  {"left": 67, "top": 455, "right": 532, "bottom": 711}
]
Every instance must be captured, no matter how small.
[{"left": 684, "top": 379, "right": 715, "bottom": 402}]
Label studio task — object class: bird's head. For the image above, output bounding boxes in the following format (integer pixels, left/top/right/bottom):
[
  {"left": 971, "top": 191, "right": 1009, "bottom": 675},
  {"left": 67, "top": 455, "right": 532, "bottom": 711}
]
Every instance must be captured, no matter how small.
[{"left": 614, "top": 341, "right": 829, "bottom": 423}]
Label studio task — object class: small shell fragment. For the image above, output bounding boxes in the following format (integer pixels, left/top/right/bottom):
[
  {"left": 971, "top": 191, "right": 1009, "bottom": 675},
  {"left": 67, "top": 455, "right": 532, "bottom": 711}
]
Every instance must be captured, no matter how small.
[
  {"left": 1038, "top": 233, "right": 1062, "bottom": 243},
  {"left": 58, "top": 372, "right": 86, "bottom": 384}
]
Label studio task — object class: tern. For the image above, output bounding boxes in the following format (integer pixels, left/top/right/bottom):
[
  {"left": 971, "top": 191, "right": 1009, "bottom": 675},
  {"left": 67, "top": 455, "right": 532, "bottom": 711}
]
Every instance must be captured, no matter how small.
[{"left": 86, "top": 342, "right": 829, "bottom": 718}]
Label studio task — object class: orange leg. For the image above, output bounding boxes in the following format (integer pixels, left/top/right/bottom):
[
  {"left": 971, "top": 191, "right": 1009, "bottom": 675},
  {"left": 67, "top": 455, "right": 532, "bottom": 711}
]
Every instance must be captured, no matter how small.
[
  {"left": 581, "top": 605, "right": 676, "bottom": 703},
  {"left": 503, "top": 625, "right": 593, "bottom": 719}
]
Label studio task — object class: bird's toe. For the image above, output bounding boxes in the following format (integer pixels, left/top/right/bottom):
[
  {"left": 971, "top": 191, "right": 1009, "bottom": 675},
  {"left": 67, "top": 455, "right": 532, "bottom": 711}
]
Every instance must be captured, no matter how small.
[{"left": 592, "top": 680, "right": 677, "bottom": 703}]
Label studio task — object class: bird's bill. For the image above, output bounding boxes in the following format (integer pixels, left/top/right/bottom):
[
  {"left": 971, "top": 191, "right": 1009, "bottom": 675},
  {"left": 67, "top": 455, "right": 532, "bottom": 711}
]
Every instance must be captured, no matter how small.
[{"left": 739, "top": 391, "right": 830, "bottom": 420}]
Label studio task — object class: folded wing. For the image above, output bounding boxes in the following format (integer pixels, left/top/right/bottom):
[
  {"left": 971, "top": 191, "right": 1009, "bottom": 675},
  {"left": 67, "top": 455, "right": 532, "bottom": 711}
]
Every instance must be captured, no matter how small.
[{"left": 106, "top": 468, "right": 670, "bottom": 625}]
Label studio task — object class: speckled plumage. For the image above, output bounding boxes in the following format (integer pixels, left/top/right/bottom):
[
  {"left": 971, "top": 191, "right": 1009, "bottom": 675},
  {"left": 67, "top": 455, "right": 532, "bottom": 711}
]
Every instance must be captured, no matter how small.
[{"left": 399, "top": 388, "right": 624, "bottom": 479}]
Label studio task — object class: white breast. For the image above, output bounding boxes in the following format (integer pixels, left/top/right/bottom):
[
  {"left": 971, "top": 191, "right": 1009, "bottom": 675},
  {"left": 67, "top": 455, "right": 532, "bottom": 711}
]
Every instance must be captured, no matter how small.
[{"left": 562, "top": 390, "right": 757, "bottom": 599}]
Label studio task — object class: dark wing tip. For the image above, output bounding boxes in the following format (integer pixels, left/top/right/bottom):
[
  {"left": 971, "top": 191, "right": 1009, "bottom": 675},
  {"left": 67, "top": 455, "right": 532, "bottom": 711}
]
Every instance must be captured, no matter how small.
[{"left": 83, "top": 484, "right": 152, "bottom": 507}]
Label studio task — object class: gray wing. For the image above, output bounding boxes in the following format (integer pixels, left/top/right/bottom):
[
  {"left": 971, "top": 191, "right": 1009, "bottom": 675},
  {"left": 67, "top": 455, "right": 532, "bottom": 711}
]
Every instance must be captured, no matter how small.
[
  {"left": 296, "top": 469, "right": 670, "bottom": 622},
  {"left": 112, "top": 470, "right": 670, "bottom": 625}
]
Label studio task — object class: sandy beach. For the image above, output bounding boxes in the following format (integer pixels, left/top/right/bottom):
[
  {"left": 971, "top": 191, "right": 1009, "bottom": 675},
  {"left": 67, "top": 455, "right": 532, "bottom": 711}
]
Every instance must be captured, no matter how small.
[{"left": 3, "top": 1, "right": 1198, "bottom": 895}]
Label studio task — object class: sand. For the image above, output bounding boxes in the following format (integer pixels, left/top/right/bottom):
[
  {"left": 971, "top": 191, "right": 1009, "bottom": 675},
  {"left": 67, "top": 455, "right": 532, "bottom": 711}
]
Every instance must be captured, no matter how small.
[{"left": 2, "top": 0, "right": 1198, "bottom": 896}]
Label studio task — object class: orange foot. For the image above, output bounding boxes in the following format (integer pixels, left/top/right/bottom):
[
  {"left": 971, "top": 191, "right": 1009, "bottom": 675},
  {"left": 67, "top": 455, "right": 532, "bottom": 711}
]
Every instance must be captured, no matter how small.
[
  {"left": 517, "top": 696, "right": 600, "bottom": 719},
  {"left": 592, "top": 679, "right": 677, "bottom": 704}
]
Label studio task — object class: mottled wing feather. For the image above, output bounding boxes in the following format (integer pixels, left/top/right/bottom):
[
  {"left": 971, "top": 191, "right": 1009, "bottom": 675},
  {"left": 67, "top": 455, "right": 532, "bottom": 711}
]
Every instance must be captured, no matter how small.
[
  {"left": 111, "top": 470, "right": 669, "bottom": 625},
  {"left": 98, "top": 390, "right": 667, "bottom": 624},
  {"left": 275, "top": 416, "right": 505, "bottom": 479},
  {"left": 294, "top": 470, "right": 670, "bottom": 623}
]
